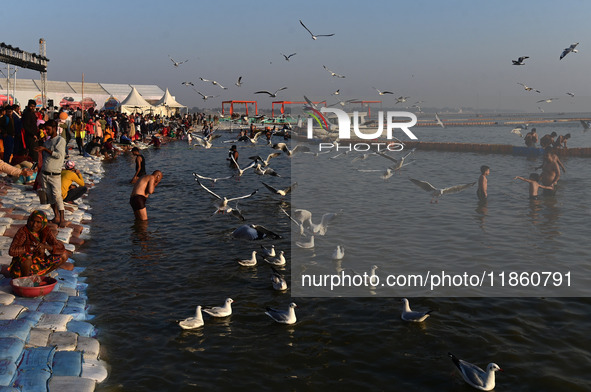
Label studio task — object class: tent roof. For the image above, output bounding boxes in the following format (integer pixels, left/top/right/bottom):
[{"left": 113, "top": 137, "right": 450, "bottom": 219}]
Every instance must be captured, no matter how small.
[
  {"left": 156, "top": 88, "right": 185, "bottom": 108},
  {"left": 120, "top": 87, "right": 153, "bottom": 108}
]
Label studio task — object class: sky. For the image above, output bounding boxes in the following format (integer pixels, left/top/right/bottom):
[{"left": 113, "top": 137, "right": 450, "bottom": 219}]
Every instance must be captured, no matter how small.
[{"left": 3, "top": 0, "right": 591, "bottom": 113}]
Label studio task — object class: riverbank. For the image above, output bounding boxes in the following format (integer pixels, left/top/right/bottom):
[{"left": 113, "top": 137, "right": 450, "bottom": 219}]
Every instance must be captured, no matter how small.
[{"left": 0, "top": 153, "right": 108, "bottom": 390}]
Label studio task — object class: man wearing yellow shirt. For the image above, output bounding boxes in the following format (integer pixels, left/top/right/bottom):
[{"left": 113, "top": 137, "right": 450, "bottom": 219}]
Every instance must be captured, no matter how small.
[
  {"left": 61, "top": 160, "right": 87, "bottom": 204},
  {"left": 71, "top": 118, "right": 86, "bottom": 155}
]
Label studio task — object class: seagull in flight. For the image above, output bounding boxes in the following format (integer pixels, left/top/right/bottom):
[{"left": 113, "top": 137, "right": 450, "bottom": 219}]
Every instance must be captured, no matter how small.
[
  {"left": 254, "top": 87, "right": 288, "bottom": 97},
  {"left": 195, "top": 179, "right": 257, "bottom": 218},
  {"left": 448, "top": 353, "right": 502, "bottom": 391},
  {"left": 400, "top": 298, "right": 432, "bottom": 322},
  {"left": 235, "top": 76, "right": 243, "bottom": 87},
  {"left": 560, "top": 42, "right": 579, "bottom": 60},
  {"left": 181, "top": 81, "right": 194, "bottom": 87},
  {"left": 262, "top": 182, "right": 297, "bottom": 196},
  {"left": 192, "top": 89, "right": 219, "bottom": 101},
  {"left": 191, "top": 133, "right": 222, "bottom": 149},
  {"left": 199, "top": 77, "right": 228, "bottom": 89},
  {"left": 331, "top": 89, "right": 340, "bottom": 95},
  {"left": 299, "top": 20, "right": 334, "bottom": 40},
  {"left": 169, "top": 56, "right": 188, "bottom": 67},
  {"left": 265, "top": 302, "right": 297, "bottom": 324},
  {"left": 517, "top": 83, "right": 541, "bottom": 93},
  {"left": 192, "top": 172, "right": 233, "bottom": 184},
  {"left": 395, "top": 96, "right": 410, "bottom": 104},
  {"left": 272, "top": 142, "right": 310, "bottom": 156},
  {"left": 323, "top": 65, "right": 345, "bottom": 78},
  {"left": 281, "top": 52, "right": 297, "bottom": 61},
  {"left": 373, "top": 87, "right": 394, "bottom": 95},
  {"left": 249, "top": 152, "right": 281, "bottom": 167},
  {"left": 512, "top": 56, "right": 529, "bottom": 65},
  {"left": 435, "top": 113, "right": 445, "bottom": 128},
  {"left": 566, "top": 92, "right": 575, "bottom": 98},
  {"left": 537, "top": 97, "right": 559, "bottom": 103},
  {"left": 229, "top": 155, "right": 256, "bottom": 176},
  {"left": 376, "top": 148, "right": 415, "bottom": 173},
  {"left": 409, "top": 178, "right": 476, "bottom": 203}
]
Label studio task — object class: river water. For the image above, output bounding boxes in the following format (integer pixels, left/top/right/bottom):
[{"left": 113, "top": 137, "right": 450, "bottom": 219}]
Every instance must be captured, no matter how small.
[{"left": 80, "top": 123, "right": 590, "bottom": 391}]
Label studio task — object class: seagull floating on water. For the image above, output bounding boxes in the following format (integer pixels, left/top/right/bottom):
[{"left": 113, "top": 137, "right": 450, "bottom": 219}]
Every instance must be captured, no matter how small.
[
  {"left": 237, "top": 251, "right": 258, "bottom": 267},
  {"left": 202, "top": 298, "right": 234, "bottom": 318},
  {"left": 299, "top": 20, "right": 334, "bottom": 40},
  {"left": 560, "top": 42, "right": 579, "bottom": 60},
  {"left": 331, "top": 245, "right": 345, "bottom": 260},
  {"left": 409, "top": 178, "right": 476, "bottom": 203},
  {"left": 271, "top": 267, "right": 288, "bottom": 291},
  {"left": 265, "top": 250, "right": 286, "bottom": 266},
  {"left": 400, "top": 298, "right": 432, "bottom": 322},
  {"left": 179, "top": 306, "right": 204, "bottom": 329},
  {"left": 265, "top": 302, "right": 297, "bottom": 324},
  {"left": 512, "top": 56, "right": 529, "bottom": 65},
  {"left": 323, "top": 65, "right": 345, "bottom": 78},
  {"left": 448, "top": 353, "right": 502, "bottom": 391},
  {"left": 260, "top": 245, "right": 276, "bottom": 258}
]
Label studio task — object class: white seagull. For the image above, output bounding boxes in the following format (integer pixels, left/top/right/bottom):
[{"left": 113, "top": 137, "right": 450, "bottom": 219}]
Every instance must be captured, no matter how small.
[
  {"left": 169, "top": 56, "right": 188, "bottom": 67},
  {"left": 195, "top": 179, "right": 257, "bottom": 217},
  {"left": 265, "top": 250, "right": 286, "bottom": 266},
  {"left": 260, "top": 245, "right": 276, "bottom": 258},
  {"left": 279, "top": 207, "right": 306, "bottom": 236},
  {"left": 272, "top": 142, "right": 310, "bottom": 156},
  {"left": 295, "top": 235, "right": 314, "bottom": 249},
  {"left": 193, "top": 89, "right": 219, "bottom": 101},
  {"left": 537, "top": 97, "right": 558, "bottom": 103},
  {"left": 566, "top": 92, "right": 575, "bottom": 98},
  {"left": 237, "top": 251, "right": 258, "bottom": 267},
  {"left": 560, "top": 42, "right": 579, "bottom": 60},
  {"left": 229, "top": 155, "right": 256, "bottom": 177},
  {"left": 254, "top": 164, "right": 280, "bottom": 177},
  {"left": 517, "top": 83, "right": 541, "bottom": 93},
  {"left": 323, "top": 65, "right": 345, "bottom": 78},
  {"left": 373, "top": 87, "right": 394, "bottom": 95},
  {"left": 448, "top": 353, "right": 502, "bottom": 391},
  {"left": 281, "top": 52, "right": 297, "bottom": 61},
  {"left": 265, "top": 302, "right": 297, "bottom": 324},
  {"left": 409, "top": 178, "right": 476, "bottom": 203},
  {"left": 511, "top": 56, "right": 529, "bottom": 65},
  {"left": 331, "top": 245, "right": 345, "bottom": 260},
  {"left": 248, "top": 152, "right": 281, "bottom": 167},
  {"left": 179, "top": 306, "right": 204, "bottom": 329},
  {"left": 299, "top": 20, "right": 334, "bottom": 40},
  {"left": 376, "top": 149, "right": 415, "bottom": 173},
  {"left": 395, "top": 96, "right": 410, "bottom": 104},
  {"left": 400, "top": 298, "right": 432, "bottom": 322},
  {"left": 293, "top": 209, "right": 341, "bottom": 236},
  {"left": 254, "top": 87, "right": 288, "bottom": 97},
  {"left": 435, "top": 113, "right": 445, "bottom": 128},
  {"left": 202, "top": 298, "right": 234, "bottom": 318},
  {"left": 192, "top": 133, "right": 222, "bottom": 149},
  {"left": 235, "top": 76, "right": 243, "bottom": 87},
  {"left": 181, "top": 81, "right": 194, "bottom": 87},
  {"left": 331, "top": 89, "right": 340, "bottom": 95},
  {"left": 199, "top": 77, "right": 228, "bottom": 89},
  {"left": 271, "top": 267, "right": 288, "bottom": 291},
  {"left": 262, "top": 182, "right": 297, "bottom": 196},
  {"left": 192, "top": 172, "right": 233, "bottom": 184}
]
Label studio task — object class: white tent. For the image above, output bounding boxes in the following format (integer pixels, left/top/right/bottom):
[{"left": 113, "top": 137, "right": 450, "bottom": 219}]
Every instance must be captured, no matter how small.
[
  {"left": 155, "top": 88, "right": 186, "bottom": 116},
  {"left": 120, "top": 87, "right": 154, "bottom": 115}
]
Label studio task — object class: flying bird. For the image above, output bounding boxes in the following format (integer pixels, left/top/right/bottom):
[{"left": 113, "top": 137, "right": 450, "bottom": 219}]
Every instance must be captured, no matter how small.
[
  {"left": 195, "top": 179, "right": 257, "bottom": 218},
  {"left": 409, "top": 178, "right": 476, "bottom": 203},
  {"left": 448, "top": 353, "right": 502, "bottom": 391},
  {"left": 299, "top": 20, "right": 334, "bottom": 40},
  {"left": 435, "top": 113, "right": 445, "bottom": 128},
  {"left": 395, "top": 96, "right": 410, "bottom": 104},
  {"left": 281, "top": 52, "right": 297, "bottom": 61},
  {"left": 254, "top": 87, "right": 288, "bottom": 97},
  {"left": 517, "top": 83, "right": 540, "bottom": 93},
  {"left": 192, "top": 89, "right": 219, "bottom": 101},
  {"left": 331, "top": 89, "right": 340, "bottom": 95},
  {"left": 536, "top": 97, "right": 559, "bottom": 103},
  {"left": 199, "top": 77, "right": 228, "bottom": 89},
  {"left": 235, "top": 76, "right": 243, "bottom": 87},
  {"left": 512, "top": 56, "right": 529, "bottom": 65},
  {"left": 248, "top": 152, "right": 281, "bottom": 167},
  {"left": 181, "top": 81, "right": 194, "bottom": 87},
  {"left": 169, "top": 56, "right": 188, "bottom": 67},
  {"left": 323, "top": 65, "right": 345, "bottom": 78},
  {"left": 373, "top": 87, "right": 394, "bottom": 95},
  {"left": 262, "top": 182, "right": 297, "bottom": 196},
  {"left": 192, "top": 172, "right": 233, "bottom": 184},
  {"left": 272, "top": 143, "right": 310, "bottom": 156},
  {"left": 560, "top": 42, "right": 579, "bottom": 60},
  {"left": 566, "top": 92, "right": 575, "bottom": 97}
]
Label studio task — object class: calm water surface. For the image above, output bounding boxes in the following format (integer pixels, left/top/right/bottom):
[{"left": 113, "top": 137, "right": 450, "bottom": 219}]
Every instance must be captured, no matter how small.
[{"left": 78, "top": 125, "right": 591, "bottom": 391}]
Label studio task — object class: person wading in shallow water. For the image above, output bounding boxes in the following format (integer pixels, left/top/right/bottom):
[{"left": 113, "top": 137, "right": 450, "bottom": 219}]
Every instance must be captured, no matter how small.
[{"left": 129, "top": 170, "right": 163, "bottom": 221}]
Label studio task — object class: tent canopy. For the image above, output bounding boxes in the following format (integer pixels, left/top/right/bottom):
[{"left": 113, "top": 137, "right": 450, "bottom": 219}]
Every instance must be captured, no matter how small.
[
  {"left": 156, "top": 88, "right": 185, "bottom": 108},
  {"left": 120, "top": 87, "right": 153, "bottom": 114}
]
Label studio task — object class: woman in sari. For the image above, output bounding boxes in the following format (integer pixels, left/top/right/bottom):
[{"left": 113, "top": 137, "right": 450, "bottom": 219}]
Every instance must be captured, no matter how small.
[{"left": 8, "top": 210, "right": 73, "bottom": 278}]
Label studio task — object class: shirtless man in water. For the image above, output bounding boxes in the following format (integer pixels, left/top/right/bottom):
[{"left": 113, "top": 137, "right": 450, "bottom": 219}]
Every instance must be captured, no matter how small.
[
  {"left": 130, "top": 170, "right": 163, "bottom": 220},
  {"left": 539, "top": 149, "right": 565, "bottom": 195}
]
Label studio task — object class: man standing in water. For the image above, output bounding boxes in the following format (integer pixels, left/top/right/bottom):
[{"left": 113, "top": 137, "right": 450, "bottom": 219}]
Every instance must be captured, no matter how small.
[
  {"left": 130, "top": 147, "right": 146, "bottom": 184},
  {"left": 130, "top": 170, "right": 163, "bottom": 220},
  {"left": 539, "top": 149, "right": 564, "bottom": 195}
]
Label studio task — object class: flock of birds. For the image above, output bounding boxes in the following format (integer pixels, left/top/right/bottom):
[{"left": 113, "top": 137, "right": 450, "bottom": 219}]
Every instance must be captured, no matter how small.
[{"left": 174, "top": 119, "right": 508, "bottom": 389}]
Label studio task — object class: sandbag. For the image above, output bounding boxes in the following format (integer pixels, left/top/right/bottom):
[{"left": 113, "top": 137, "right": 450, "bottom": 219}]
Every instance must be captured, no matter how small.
[
  {"left": 81, "top": 359, "right": 108, "bottom": 383},
  {"left": 0, "top": 359, "right": 17, "bottom": 387},
  {"left": 42, "top": 292, "right": 69, "bottom": 303},
  {"left": 13, "top": 368, "right": 51, "bottom": 392},
  {"left": 47, "top": 332, "right": 77, "bottom": 352},
  {"left": 12, "top": 297, "right": 42, "bottom": 311},
  {"left": 0, "top": 338, "right": 24, "bottom": 362},
  {"left": 60, "top": 306, "right": 86, "bottom": 322},
  {"left": 0, "top": 294, "right": 14, "bottom": 306},
  {"left": 17, "top": 346, "right": 56, "bottom": 372},
  {"left": 47, "top": 376, "right": 95, "bottom": 392},
  {"left": 0, "top": 305, "right": 27, "bottom": 320},
  {"left": 36, "top": 314, "right": 73, "bottom": 332},
  {"left": 36, "top": 301, "right": 65, "bottom": 315},
  {"left": 0, "top": 319, "right": 34, "bottom": 341},
  {"left": 75, "top": 337, "right": 99, "bottom": 361},
  {"left": 25, "top": 329, "right": 52, "bottom": 348},
  {"left": 66, "top": 321, "right": 95, "bottom": 338},
  {"left": 51, "top": 351, "right": 82, "bottom": 377},
  {"left": 18, "top": 311, "right": 44, "bottom": 324}
]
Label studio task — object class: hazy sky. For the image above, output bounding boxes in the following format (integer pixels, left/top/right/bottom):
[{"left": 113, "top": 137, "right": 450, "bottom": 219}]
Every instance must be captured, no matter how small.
[{"left": 4, "top": 0, "right": 591, "bottom": 112}]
